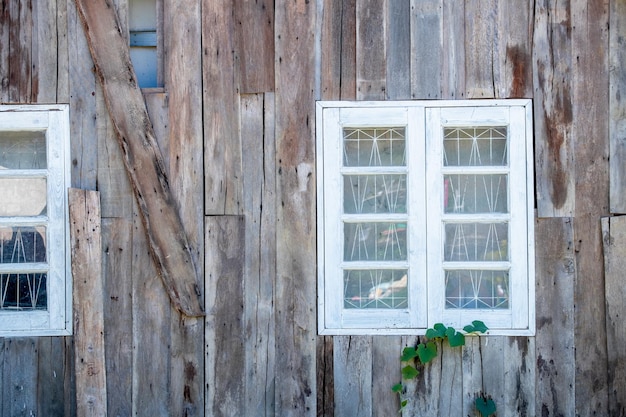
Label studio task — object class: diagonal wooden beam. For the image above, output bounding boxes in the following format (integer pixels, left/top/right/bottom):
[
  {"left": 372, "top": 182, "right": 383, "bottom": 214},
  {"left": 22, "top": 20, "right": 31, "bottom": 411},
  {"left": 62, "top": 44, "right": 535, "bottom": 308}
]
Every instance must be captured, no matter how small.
[{"left": 73, "top": 0, "right": 204, "bottom": 316}]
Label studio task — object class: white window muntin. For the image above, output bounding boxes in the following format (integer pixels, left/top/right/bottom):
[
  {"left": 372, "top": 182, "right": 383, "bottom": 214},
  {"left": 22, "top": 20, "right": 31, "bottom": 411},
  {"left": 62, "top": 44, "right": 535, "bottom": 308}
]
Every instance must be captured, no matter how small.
[
  {"left": 0, "top": 105, "right": 71, "bottom": 336},
  {"left": 317, "top": 100, "right": 534, "bottom": 336}
]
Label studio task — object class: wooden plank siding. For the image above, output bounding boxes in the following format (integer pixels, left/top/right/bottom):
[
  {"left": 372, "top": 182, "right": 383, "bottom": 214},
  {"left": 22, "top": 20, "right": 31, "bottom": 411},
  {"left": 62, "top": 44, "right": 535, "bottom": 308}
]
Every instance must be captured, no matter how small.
[{"left": 0, "top": 0, "right": 625, "bottom": 416}]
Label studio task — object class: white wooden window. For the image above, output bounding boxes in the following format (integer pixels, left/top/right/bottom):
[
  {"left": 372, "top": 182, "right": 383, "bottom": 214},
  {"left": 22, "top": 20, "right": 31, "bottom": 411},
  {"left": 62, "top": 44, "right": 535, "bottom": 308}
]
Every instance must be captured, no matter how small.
[
  {"left": 129, "top": 0, "right": 161, "bottom": 88},
  {"left": 0, "top": 105, "right": 72, "bottom": 336},
  {"left": 317, "top": 100, "right": 534, "bottom": 336}
]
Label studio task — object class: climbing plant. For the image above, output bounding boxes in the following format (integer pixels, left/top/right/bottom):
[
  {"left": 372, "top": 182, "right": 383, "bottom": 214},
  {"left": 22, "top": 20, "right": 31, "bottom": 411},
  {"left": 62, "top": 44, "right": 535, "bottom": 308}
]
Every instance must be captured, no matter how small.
[{"left": 392, "top": 321, "right": 495, "bottom": 416}]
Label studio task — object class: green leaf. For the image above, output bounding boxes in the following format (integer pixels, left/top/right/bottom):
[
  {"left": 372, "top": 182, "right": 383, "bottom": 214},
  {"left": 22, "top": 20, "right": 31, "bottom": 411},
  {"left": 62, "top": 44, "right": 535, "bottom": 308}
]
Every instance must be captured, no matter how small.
[
  {"left": 445, "top": 327, "right": 465, "bottom": 347},
  {"left": 417, "top": 341, "right": 438, "bottom": 364},
  {"left": 426, "top": 323, "right": 447, "bottom": 339},
  {"left": 400, "top": 399, "right": 408, "bottom": 410},
  {"left": 401, "top": 365, "right": 419, "bottom": 380},
  {"left": 475, "top": 396, "right": 497, "bottom": 416},
  {"left": 391, "top": 383, "right": 403, "bottom": 393},
  {"left": 401, "top": 346, "right": 418, "bottom": 362},
  {"left": 464, "top": 320, "right": 489, "bottom": 334}
]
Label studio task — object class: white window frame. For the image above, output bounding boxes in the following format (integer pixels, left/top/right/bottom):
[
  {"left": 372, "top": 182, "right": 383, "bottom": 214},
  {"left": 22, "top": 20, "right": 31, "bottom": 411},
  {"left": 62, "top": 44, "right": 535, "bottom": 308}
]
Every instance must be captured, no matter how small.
[
  {"left": 317, "top": 100, "right": 535, "bottom": 336},
  {"left": 0, "top": 105, "right": 72, "bottom": 336}
]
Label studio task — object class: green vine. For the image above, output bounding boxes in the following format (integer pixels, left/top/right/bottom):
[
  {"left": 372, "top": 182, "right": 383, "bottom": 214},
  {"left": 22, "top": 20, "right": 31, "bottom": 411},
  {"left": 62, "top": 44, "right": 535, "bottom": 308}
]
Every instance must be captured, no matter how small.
[{"left": 392, "top": 321, "right": 495, "bottom": 416}]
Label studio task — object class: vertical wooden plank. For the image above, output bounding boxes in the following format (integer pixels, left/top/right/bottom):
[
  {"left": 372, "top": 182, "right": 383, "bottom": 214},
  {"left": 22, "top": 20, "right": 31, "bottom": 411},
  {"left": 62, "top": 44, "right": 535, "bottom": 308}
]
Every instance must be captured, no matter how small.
[
  {"left": 37, "top": 337, "right": 68, "bottom": 417},
  {"left": 202, "top": 0, "right": 242, "bottom": 215},
  {"left": 0, "top": 0, "right": 9, "bottom": 102},
  {"left": 8, "top": 0, "right": 32, "bottom": 102},
  {"left": 317, "top": 336, "right": 334, "bottom": 417},
  {"left": 572, "top": 0, "right": 610, "bottom": 415},
  {"left": 32, "top": 0, "right": 58, "bottom": 102},
  {"left": 461, "top": 337, "right": 483, "bottom": 417},
  {"left": 56, "top": 0, "right": 70, "bottom": 103},
  {"left": 102, "top": 218, "right": 133, "bottom": 417},
  {"left": 341, "top": 0, "right": 357, "bottom": 99},
  {"left": 441, "top": 0, "right": 465, "bottom": 99},
  {"left": 1, "top": 339, "right": 38, "bottom": 417},
  {"left": 274, "top": 0, "right": 317, "bottom": 415},
  {"left": 205, "top": 216, "right": 245, "bottom": 417},
  {"left": 464, "top": 0, "right": 496, "bottom": 98},
  {"left": 163, "top": 0, "right": 205, "bottom": 413},
  {"left": 602, "top": 216, "right": 626, "bottom": 416},
  {"left": 334, "top": 337, "right": 373, "bottom": 416},
  {"left": 535, "top": 217, "right": 575, "bottom": 416},
  {"left": 532, "top": 0, "right": 575, "bottom": 217},
  {"left": 69, "top": 188, "right": 107, "bottom": 417},
  {"left": 609, "top": 0, "right": 626, "bottom": 213},
  {"left": 504, "top": 337, "right": 535, "bottom": 416},
  {"left": 241, "top": 93, "right": 277, "bottom": 415},
  {"left": 234, "top": 0, "right": 275, "bottom": 93},
  {"left": 386, "top": 0, "right": 410, "bottom": 99},
  {"left": 480, "top": 337, "right": 504, "bottom": 414},
  {"left": 0, "top": 339, "right": 3, "bottom": 413},
  {"left": 410, "top": 0, "right": 441, "bottom": 99},
  {"left": 356, "top": 0, "right": 386, "bottom": 99}
]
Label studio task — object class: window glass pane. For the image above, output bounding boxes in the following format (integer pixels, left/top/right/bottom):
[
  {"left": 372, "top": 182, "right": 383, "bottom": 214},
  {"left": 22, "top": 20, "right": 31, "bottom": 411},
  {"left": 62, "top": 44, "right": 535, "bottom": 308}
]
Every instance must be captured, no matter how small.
[
  {"left": 445, "top": 269, "right": 509, "bottom": 309},
  {"left": 0, "top": 178, "right": 47, "bottom": 216},
  {"left": 443, "top": 127, "right": 507, "bottom": 167},
  {"left": 444, "top": 174, "right": 508, "bottom": 214},
  {"left": 344, "top": 222, "right": 407, "bottom": 261},
  {"left": 0, "top": 226, "right": 47, "bottom": 263},
  {"left": 0, "top": 131, "right": 46, "bottom": 169},
  {"left": 344, "top": 174, "right": 407, "bottom": 214},
  {"left": 0, "top": 272, "right": 47, "bottom": 310},
  {"left": 343, "top": 127, "right": 406, "bottom": 167},
  {"left": 344, "top": 269, "right": 408, "bottom": 309},
  {"left": 444, "top": 222, "right": 508, "bottom": 262}
]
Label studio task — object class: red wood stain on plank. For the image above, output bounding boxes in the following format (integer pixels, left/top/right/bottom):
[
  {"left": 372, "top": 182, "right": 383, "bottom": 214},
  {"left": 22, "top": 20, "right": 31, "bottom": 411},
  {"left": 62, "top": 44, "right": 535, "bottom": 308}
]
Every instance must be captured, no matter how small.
[{"left": 507, "top": 45, "right": 529, "bottom": 98}]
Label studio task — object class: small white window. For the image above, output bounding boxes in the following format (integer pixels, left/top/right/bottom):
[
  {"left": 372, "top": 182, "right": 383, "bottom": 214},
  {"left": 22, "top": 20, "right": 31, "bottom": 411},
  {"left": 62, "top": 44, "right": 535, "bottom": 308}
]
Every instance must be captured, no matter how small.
[
  {"left": 317, "top": 100, "right": 534, "bottom": 336},
  {"left": 0, "top": 105, "right": 71, "bottom": 336},
  {"left": 129, "top": 0, "right": 160, "bottom": 88}
]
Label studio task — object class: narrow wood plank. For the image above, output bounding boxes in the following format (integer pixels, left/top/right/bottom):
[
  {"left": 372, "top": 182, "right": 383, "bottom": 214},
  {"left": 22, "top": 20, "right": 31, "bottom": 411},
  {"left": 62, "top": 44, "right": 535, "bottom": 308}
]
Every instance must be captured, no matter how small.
[
  {"left": 334, "top": 336, "right": 373, "bottom": 416},
  {"left": 464, "top": 0, "right": 496, "bottom": 98},
  {"left": 602, "top": 216, "right": 626, "bottom": 416},
  {"left": 205, "top": 216, "right": 245, "bottom": 417},
  {"left": 441, "top": 0, "right": 465, "bottom": 99},
  {"left": 0, "top": 0, "right": 9, "bottom": 102},
  {"left": 162, "top": 0, "right": 205, "bottom": 413},
  {"left": 8, "top": 0, "right": 32, "bottom": 102},
  {"left": 37, "top": 337, "right": 68, "bottom": 417},
  {"left": 386, "top": 0, "right": 410, "bottom": 99},
  {"left": 56, "top": 0, "right": 70, "bottom": 103},
  {"left": 534, "top": 217, "right": 575, "bottom": 416},
  {"left": 0, "top": 338, "right": 3, "bottom": 412},
  {"left": 371, "top": 337, "right": 401, "bottom": 416},
  {"left": 532, "top": 0, "right": 575, "bottom": 217},
  {"left": 461, "top": 337, "right": 483, "bottom": 417},
  {"left": 69, "top": 188, "right": 107, "bottom": 417},
  {"left": 241, "top": 93, "right": 277, "bottom": 415},
  {"left": 341, "top": 0, "right": 357, "bottom": 99},
  {"left": 503, "top": 337, "right": 535, "bottom": 416},
  {"left": 1, "top": 339, "right": 38, "bottom": 417},
  {"left": 32, "top": 0, "right": 58, "bottom": 102},
  {"left": 202, "top": 0, "right": 243, "bottom": 215},
  {"left": 275, "top": 0, "right": 318, "bottom": 414},
  {"left": 572, "top": 0, "right": 610, "bottom": 415},
  {"left": 356, "top": 0, "right": 386, "bottom": 100},
  {"left": 609, "top": 0, "right": 626, "bottom": 213},
  {"left": 317, "top": 336, "right": 334, "bottom": 417},
  {"left": 410, "top": 0, "right": 441, "bottom": 99},
  {"left": 101, "top": 218, "right": 133, "bottom": 417},
  {"left": 73, "top": 0, "right": 203, "bottom": 316},
  {"left": 320, "top": 0, "right": 344, "bottom": 100},
  {"left": 234, "top": 0, "right": 275, "bottom": 93}
]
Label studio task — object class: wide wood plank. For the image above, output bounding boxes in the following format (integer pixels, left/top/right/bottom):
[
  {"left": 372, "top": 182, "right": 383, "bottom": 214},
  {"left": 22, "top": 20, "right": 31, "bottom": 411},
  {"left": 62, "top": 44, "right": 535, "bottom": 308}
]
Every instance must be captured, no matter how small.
[
  {"left": 37, "top": 337, "right": 69, "bottom": 417},
  {"left": 535, "top": 217, "right": 575, "bottom": 416},
  {"left": 386, "top": 0, "right": 410, "bottom": 99},
  {"left": 441, "top": 0, "right": 465, "bottom": 99},
  {"left": 8, "top": 0, "right": 32, "bottom": 102},
  {"left": 69, "top": 188, "right": 107, "bottom": 417},
  {"left": 1, "top": 339, "right": 38, "bottom": 417},
  {"left": 532, "top": 0, "right": 575, "bottom": 217},
  {"left": 73, "top": 0, "right": 203, "bottom": 316},
  {"left": 205, "top": 216, "right": 245, "bottom": 417},
  {"left": 0, "top": 0, "right": 8, "bottom": 102},
  {"left": 601, "top": 216, "right": 626, "bottom": 416},
  {"left": 572, "top": 0, "right": 610, "bottom": 415},
  {"left": 464, "top": 0, "right": 496, "bottom": 98},
  {"left": 410, "top": 0, "right": 441, "bottom": 99},
  {"left": 202, "top": 0, "right": 243, "bottom": 215},
  {"left": 32, "top": 0, "right": 58, "bottom": 102},
  {"left": 334, "top": 336, "right": 373, "bottom": 416},
  {"left": 356, "top": 0, "right": 386, "bottom": 99},
  {"left": 609, "top": 0, "right": 626, "bottom": 213}
]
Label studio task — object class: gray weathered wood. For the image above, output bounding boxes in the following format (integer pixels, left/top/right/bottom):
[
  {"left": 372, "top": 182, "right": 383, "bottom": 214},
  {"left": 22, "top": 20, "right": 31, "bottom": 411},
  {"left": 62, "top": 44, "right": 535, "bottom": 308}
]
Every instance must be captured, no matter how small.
[
  {"left": 535, "top": 217, "right": 575, "bottom": 416},
  {"left": 334, "top": 336, "right": 373, "bottom": 416},
  {"left": 601, "top": 216, "right": 626, "bottom": 416},
  {"left": 73, "top": 0, "right": 203, "bottom": 316},
  {"left": 32, "top": 0, "right": 58, "bottom": 102},
  {"left": 609, "top": 0, "right": 626, "bottom": 213},
  {"left": 205, "top": 216, "right": 245, "bottom": 417},
  {"left": 317, "top": 336, "right": 334, "bottom": 417},
  {"left": 356, "top": 0, "right": 386, "bottom": 100},
  {"left": 1, "top": 339, "right": 38, "bottom": 417},
  {"left": 37, "top": 337, "right": 70, "bottom": 417},
  {"left": 441, "top": 0, "right": 465, "bottom": 99},
  {"left": 410, "top": 0, "right": 441, "bottom": 99},
  {"left": 386, "top": 0, "right": 410, "bottom": 99},
  {"left": 69, "top": 188, "right": 107, "bottom": 417},
  {"left": 464, "top": 0, "right": 496, "bottom": 98}
]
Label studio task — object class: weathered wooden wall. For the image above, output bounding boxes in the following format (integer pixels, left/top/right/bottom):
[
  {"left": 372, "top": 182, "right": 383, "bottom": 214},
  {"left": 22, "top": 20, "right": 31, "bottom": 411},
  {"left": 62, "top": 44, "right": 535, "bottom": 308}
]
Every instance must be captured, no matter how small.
[{"left": 0, "top": 0, "right": 624, "bottom": 416}]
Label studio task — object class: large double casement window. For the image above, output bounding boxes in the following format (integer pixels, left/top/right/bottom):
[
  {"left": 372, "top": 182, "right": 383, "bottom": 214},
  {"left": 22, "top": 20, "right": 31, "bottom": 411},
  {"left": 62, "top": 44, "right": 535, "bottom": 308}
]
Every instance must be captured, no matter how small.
[
  {"left": 0, "top": 105, "right": 71, "bottom": 336},
  {"left": 316, "top": 100, "right": 534, "bottom": 335}
]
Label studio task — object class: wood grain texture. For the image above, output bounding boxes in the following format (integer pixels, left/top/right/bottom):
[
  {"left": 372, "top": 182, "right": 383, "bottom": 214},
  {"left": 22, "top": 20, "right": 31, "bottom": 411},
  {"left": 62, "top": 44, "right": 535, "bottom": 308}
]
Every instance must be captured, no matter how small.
[
  {"left": 205, "top": 216, "right": 245, "bottom": 417},
  {"left": 441, "top": 0, "right": 465, "bottom": 99},
  {"left": 601, "top": 216, "right": 626, "bottom": 416},
  {"left": 464, "top": 0, "right": 496, "bottom": 98},
  {"left": 202, "top": 0, "right": 243, "bottom": 215},
  {"left": 32, "top": 0, "right": 58, "bottom": 102},
  {"left": 533, "top": 0, "right": 575, "bottom": 217},
  {"left": 1, "top": 339, "right": 38, "bottom": 417},
  {"left": 69, "top": 188, "right": 107, "bottom": 417},
  {"left": 36, "top": 337, "right": 70, "bottom": 417},
  {"left": 609, "top": 0, "right": 626, "bottom": 213},
  {"left": 535, "top": 217, "right": 575, "bottom": 416},
  {"left": 410, "top": 0, "right": 441, "bottom": 99},
  {"left": 386, "top": 0, "right": 410, "bottom": 99},
  {"left": 73, "top": 0, "right": 203, "bottom": 316},
  {"left": 334, "top": 336, "right": 372, "bottom": 416},
  {"left": 572, "top": 0, "right": 610, "bottom": 415},
  {"left": 356, "top": 0, "right": 386, "bottom": 100}
]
